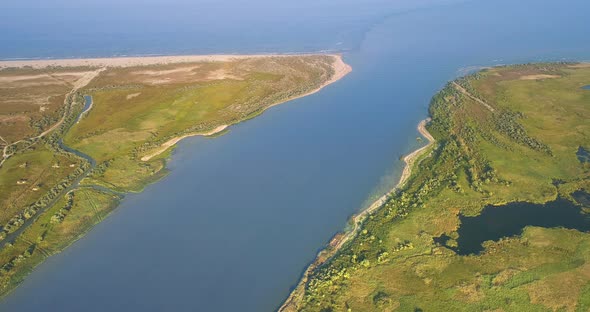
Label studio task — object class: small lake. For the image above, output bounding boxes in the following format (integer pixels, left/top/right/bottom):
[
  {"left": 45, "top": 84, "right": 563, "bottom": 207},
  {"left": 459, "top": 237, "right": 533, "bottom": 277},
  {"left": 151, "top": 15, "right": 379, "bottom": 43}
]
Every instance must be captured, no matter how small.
[
  {"left": 439, "top": 197, "right": 590, "bottom": 255},
  {"left": 578, "top": 146, "right": 590, "bottom": 163},
  {"left": 582, "top": 85, "right": 590, "bottom": 90}
]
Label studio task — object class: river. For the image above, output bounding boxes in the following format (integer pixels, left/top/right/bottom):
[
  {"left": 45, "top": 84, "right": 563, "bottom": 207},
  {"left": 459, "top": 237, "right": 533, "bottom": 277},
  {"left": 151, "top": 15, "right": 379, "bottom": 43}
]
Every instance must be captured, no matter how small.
[{"left": 1, "top": 0, "right": 589, "bottom": 311}]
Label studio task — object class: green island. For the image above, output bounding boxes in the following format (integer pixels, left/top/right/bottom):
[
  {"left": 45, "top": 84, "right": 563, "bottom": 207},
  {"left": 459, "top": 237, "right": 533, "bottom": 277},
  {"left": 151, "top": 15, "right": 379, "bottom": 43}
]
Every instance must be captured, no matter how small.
[
  {"left": 282, "top": 63, "right": 590, "bottom": 311},
  {"left": 0, "top": 54, "right": 351, "bottom": 296}
]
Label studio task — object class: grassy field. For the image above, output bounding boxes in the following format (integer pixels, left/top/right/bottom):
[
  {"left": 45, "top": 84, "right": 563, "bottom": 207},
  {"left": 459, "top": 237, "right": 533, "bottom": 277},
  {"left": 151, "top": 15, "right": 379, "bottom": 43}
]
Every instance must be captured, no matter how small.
[
  {"left": 0, "top": 55, "right": 342, "bottom": 296},
  {"left": 287, "top": 63, "right": 590, "bottom": 312}
]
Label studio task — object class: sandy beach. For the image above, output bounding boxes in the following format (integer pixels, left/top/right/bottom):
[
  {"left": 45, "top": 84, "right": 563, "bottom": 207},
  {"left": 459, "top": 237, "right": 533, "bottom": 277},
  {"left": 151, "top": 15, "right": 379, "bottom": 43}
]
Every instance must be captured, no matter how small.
[
  {"left": 270, "top": 55, "right": 351, "bottom": 107},
  {"left": 0, "top": 53, "right": 343, "bottom": 69},
  {"left": 140, "top": 125, "right": 229, "bottom": 162}
]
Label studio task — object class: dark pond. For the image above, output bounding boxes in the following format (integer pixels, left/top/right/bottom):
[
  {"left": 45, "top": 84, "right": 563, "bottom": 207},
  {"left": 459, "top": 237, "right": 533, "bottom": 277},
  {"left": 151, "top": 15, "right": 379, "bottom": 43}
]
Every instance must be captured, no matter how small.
[
  {"left": 437, "top": 197, "right": 590, "bottom": 255},
  {"left": 578, "top": 146, "right": 590, "bottom": 163},
  {"left": 573, "top": 190, "right": 590, "bottom": 207}
]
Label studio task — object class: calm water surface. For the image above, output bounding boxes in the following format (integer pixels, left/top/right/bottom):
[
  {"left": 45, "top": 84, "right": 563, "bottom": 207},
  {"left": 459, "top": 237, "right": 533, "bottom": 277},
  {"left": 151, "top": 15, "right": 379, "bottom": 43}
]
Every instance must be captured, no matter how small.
[
  {"left": 444, "top": 198, "right": 590, "bottom": 255},
  {"left": 1, "top": 0, "right": 590, "bottom": 311}
]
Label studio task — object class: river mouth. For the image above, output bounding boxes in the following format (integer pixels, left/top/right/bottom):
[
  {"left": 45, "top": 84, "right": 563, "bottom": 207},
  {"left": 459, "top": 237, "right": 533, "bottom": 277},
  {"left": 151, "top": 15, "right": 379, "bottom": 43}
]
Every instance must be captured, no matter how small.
[
  {"left": 3, "top": 0, "right": 590, "bottom": 310},
  {"left": 436, "top": 196, "right": 590, "bottom": 255}
]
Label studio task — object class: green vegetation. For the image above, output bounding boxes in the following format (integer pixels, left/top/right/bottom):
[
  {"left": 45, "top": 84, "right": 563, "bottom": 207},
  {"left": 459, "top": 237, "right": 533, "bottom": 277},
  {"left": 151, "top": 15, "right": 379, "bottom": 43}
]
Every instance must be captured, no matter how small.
[
  {"left": 286, "top": 63, "right": 590, "bottom": 311},
  {"left": 0, "top": 55, "right": 341, "bottom": 296}
]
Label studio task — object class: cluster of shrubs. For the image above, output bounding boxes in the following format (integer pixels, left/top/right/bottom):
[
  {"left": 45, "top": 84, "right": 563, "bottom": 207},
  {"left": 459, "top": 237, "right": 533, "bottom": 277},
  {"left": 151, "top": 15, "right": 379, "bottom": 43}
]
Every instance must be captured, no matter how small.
[
  {"left": 50, "top": 192, "right": 75, "bottom": 224},
  {"left": 0, "top": 244, "right": 37, "bottom": 275},
  {"left": 30, "top": 103, "right": 64, "bottom": 134},
  {"left": 493, "top": 111, "right": 552, "bottom": 155},
  {"left": 88, "top": 159, "right": 113, "bottom": 178}
]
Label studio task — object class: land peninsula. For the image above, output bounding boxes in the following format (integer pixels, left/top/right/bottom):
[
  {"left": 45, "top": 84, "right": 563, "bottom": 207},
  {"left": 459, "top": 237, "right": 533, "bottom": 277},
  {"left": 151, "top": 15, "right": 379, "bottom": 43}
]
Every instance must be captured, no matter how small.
[
  {"left": 282, "top": 63, "right": 590, "bottom": 311},
  {"left": 0, "top": 54, "right": 351, "bottom": 296}
]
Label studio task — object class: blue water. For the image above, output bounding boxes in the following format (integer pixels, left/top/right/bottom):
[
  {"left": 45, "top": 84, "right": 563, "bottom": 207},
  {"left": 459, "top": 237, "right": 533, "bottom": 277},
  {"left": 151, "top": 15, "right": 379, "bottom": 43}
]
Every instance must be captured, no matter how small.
[
  {"left": 81, "top": 95, "right": 92, "bottom": 113},
  {"left": 73, "top": 95, "right": 93, "bottom": 124},
  {"left": 583, "top": 85, "right": 590, "bottom": 90},
  {"left": 1, "top": 0, "right": 590, "bottom": 311}
]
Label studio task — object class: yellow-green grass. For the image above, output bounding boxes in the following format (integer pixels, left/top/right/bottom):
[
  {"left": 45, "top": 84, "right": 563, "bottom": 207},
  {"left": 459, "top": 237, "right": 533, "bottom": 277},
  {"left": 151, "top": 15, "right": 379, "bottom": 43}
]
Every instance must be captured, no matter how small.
[{"left": 292, "top": 64, "right": 590, "bottom": 312}]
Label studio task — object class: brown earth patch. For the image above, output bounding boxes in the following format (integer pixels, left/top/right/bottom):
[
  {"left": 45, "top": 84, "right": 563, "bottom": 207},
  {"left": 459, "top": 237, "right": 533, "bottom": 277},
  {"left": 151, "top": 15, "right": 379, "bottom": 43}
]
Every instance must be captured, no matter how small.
[{"left": 519, "top": 74, "right": 560, "bottom": 80}]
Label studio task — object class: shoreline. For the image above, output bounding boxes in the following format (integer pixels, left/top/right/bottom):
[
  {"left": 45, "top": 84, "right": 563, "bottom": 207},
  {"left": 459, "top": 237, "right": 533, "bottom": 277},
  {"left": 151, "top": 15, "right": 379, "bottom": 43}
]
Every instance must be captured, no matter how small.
[
  {"left": 0, "top": 53, "right": 345, "bottom": 69},
  {"left": 278, "top": 118, "right": 435, "bottom": 312},
  {"left": 0, "top": 50, "right": 348, "bottom": 62},
  {"left": 139, "top": 55, "right": 351, "bottom": 162}
]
